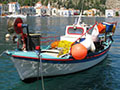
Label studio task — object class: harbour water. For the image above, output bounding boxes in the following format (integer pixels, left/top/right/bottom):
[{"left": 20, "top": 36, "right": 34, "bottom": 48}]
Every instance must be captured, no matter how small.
[{"left": 0, "top": 16, "right": 120, "bottom": 90}]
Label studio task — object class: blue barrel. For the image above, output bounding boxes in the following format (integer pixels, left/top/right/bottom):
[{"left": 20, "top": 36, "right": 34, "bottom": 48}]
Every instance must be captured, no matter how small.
[{"left": 102, "top": 22, "right": 113, "bottom": 32}]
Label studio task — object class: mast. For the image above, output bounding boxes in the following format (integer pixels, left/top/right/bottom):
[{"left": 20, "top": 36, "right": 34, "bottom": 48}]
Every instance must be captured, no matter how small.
[
  {"left": 77, "top": 10, "right": 82, "bottom": 25},
  {"left": 76, "top": 0, "right": 84, "bottom": 25}
]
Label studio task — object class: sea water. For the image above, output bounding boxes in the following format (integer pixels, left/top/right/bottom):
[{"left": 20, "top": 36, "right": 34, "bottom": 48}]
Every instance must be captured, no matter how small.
[{"left": 0, "top": 16, "right": 120, "bottom": 90}]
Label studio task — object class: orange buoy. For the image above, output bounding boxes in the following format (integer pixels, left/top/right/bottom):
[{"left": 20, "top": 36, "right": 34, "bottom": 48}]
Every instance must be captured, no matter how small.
[{"left": 71, "top": 44, "right": 87, "bottom": 60}]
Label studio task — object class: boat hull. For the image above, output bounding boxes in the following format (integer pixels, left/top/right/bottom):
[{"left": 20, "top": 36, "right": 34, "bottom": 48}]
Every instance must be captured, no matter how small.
[{"left": 11, "top": 51, "right": 108, "bottom": 80}]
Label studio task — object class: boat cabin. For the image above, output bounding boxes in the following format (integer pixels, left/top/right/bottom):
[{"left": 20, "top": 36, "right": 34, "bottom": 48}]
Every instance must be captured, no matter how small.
[{"left": 60, "top": 24, "right": 88, "bottom": 42}]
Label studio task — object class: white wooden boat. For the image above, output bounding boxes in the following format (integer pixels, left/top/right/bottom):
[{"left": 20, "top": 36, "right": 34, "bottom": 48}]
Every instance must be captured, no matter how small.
[{"left": 5, "top": 17, "right": 117, "bottom": 81}]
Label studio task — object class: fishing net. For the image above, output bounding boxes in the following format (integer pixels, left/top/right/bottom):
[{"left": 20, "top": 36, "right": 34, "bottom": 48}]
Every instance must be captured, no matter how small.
[
  {"left": 58, "top": 40, "right": 72, "bottom": 57},
  {"left": 51, "top": 40, "right": 72, "bottom": 57}
]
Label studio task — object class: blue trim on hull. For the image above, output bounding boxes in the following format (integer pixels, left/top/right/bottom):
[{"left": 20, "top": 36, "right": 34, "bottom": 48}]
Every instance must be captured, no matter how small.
[{"left": 12, "top": 46, "right": 110, "bottom": 64}]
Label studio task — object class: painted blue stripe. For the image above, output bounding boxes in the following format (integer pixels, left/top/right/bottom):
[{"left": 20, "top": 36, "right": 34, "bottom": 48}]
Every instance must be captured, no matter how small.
[{"left": 13, "top": 48, "right": 109, "bottom": 64}]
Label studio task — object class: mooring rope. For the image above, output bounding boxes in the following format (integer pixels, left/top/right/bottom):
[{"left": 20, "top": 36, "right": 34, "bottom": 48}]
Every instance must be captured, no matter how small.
[
  {"left": 39, "top": 55, "right": 45, "bottom": 90},
  {"left": 37, "top": 52, "right": 40, "bottom": 90},
  {"left": 36, "top": 51, "right": 45, "bottom": 90},
  {"left": 0, "top": 50, "right": 7, "bottom": 57}
]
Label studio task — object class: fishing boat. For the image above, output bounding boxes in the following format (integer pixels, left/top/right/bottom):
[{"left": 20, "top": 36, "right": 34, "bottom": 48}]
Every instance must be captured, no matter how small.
[{"left": 4, "top": 16, "right": 117, "bottom": 81}]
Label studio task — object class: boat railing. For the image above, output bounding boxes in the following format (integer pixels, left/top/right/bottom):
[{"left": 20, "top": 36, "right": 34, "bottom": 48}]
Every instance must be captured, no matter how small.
[{"left": 41, "top": 36, "right": 60, "bottom": 48}]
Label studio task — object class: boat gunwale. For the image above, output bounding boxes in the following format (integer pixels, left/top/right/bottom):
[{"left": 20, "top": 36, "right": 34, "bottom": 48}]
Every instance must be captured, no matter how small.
[{"left": 11, "top": 44, "right": 111, "bottom": 63}]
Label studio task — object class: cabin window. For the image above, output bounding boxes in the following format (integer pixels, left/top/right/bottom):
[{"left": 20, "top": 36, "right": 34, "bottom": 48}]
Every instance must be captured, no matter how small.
[{"left": 67, "top": 27, "right": 84, "bottom": 35}]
